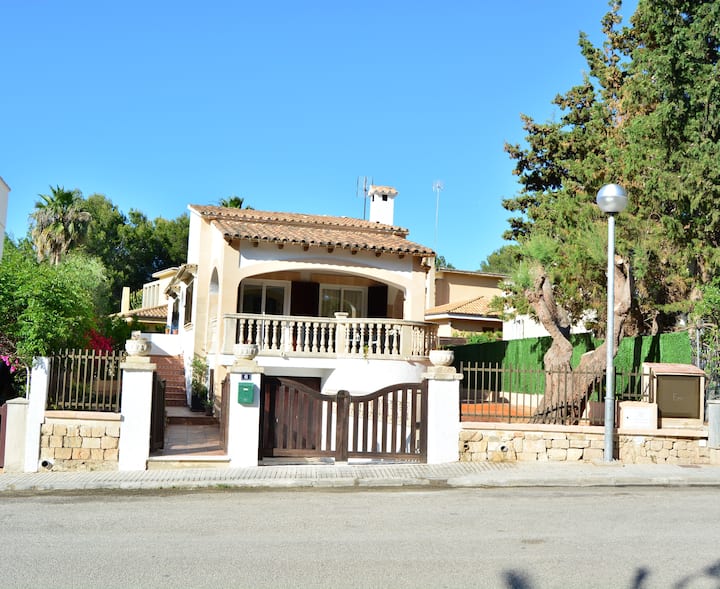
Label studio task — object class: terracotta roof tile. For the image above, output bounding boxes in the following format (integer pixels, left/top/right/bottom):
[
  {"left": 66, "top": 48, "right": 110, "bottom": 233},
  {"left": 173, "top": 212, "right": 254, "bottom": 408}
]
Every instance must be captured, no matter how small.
[
  {"left": 189, "top": 205, "right": 434, "bottom": 256},
  {"left": 119, "top": 304, "right": 167, "bottom": 321},
  {"left": 425, "top": 296, "right": 498, "bottom": 317}
]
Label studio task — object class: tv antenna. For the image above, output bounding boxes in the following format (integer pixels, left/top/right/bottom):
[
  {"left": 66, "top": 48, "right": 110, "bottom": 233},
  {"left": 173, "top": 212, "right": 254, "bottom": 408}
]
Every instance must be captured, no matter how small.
[
  {"left": 357, "top": 176, "right": 373, "bottom": 220},
  {"left": 433, "top": 180, "right": 444, "bottom": 253}
]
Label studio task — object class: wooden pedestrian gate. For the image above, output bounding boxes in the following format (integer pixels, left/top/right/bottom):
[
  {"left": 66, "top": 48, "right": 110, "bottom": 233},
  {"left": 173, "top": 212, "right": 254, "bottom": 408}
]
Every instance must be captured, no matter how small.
[
  {"left": 149, "top": 373, "right": 165, "bottom": 453},
  {"left": 260, "top": 377, "right": 428, "bottom": 463}
]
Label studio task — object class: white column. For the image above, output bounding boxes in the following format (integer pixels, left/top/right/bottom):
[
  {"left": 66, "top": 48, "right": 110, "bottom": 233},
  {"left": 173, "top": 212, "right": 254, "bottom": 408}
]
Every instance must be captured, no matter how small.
[
  {"left": 226, "top": 359, "right": 264, "bottom": 467},
  {"left": 24, "top": 357, "right": 50, "bottom": 472},
  {"left": 3, "top": 398, "right": 29, "bottom": 472},
  {"left": 423, "top": 362, "right": 462, "bottom": 464},
  {"left": 118, "top": 357, "right": 156, "bottom": 471},
  {"left": 709, "top": 400, "right": 720, "bottom": 448}
]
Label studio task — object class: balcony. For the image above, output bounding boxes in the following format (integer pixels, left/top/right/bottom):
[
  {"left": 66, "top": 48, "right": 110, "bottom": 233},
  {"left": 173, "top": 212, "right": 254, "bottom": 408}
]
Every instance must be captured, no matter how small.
[{"left": 221, "top": 313, "right": 437, "bottom": 360}]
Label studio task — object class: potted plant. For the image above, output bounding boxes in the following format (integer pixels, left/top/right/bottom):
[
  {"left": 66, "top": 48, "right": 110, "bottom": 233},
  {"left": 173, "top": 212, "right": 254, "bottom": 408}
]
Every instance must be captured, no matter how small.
[
  {"left": 190, "top": 355, "right": 209, "bottom": 412},
  {"left": 203, "top": 394, "right": 214, "bottom": 416}
]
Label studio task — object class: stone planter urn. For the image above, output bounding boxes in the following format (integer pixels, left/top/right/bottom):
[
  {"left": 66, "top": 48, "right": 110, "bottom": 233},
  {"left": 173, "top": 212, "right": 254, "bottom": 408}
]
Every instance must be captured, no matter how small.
[
  {"left": 125, "top": 331, "right": 150, "bottom": 357},
  {"left": 233, "top": 343, "right": 259, "bottom": 362},
  {"left": 429, "top": 349, "right": 454, "bottom": 367}
]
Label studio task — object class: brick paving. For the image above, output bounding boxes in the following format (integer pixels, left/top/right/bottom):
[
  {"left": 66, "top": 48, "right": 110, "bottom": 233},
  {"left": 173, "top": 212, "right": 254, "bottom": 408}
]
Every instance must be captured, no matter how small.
[
  {"left": 4, "top": 417, "right": 720, "bottom": 493},
  {"left": 2, "top": 459, "right": 720, "bottom": 493}
]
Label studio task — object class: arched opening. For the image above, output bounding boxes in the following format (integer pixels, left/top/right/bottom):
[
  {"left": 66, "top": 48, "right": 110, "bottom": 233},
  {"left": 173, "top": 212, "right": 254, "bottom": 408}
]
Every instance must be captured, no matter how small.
[{"left": 206, "top": 268, "right": 220, "bottom": 351}]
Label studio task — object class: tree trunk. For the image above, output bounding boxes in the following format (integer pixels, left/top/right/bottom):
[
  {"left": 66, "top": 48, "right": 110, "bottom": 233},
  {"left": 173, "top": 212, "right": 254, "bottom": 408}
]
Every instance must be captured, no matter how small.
[{"left": 529, "top": 257, "right": 632, "bottom": 424}]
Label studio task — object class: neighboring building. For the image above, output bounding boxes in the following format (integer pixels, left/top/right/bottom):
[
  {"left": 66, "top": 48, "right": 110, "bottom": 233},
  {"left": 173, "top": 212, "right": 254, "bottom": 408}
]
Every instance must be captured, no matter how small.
[
  {"left": 425, "top": 268, "right": 504, "bottom": 345},
  {"left": 0, "top": 176, "right": 10, "bottom": 261},
  {"left": 166, "top": 185, "right": 438, "bottom": 401},
  {"left": 502, "top": 313, "right": 552, "bottom": 341},
  {"left": 503, "top": 312, "right": 593, "bottom": 341},
  {"left": 118, "top": 267, "right": 180, "bottom": 330}
]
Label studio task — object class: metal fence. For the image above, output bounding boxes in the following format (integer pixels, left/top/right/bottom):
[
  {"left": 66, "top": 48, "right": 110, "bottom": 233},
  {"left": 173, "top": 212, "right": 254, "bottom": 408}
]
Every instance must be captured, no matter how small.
[
  {"left": 47, "top": 349, "right": 125, "bottom": 412},
  {"left": 692, "top": 325, "right": 720, "bottom": 401},
  {"left": 459, "top": 362, "right": 644, "bottom": 424}
]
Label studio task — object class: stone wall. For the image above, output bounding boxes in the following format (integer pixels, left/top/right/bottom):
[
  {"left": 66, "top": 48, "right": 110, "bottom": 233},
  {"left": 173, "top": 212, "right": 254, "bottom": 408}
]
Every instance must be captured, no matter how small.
[
  {"left": 39, "top": 411, "right": 121, "bottom": 471},
  {"left": 460, "top": 423, "right": 720, "bottom": 465}
]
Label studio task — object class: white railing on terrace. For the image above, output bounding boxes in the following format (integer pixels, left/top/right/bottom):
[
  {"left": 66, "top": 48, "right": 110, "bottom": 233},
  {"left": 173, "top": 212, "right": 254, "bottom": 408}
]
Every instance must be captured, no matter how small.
[{"left": 222, "top": 313, "right": 437, "bottom": 359}]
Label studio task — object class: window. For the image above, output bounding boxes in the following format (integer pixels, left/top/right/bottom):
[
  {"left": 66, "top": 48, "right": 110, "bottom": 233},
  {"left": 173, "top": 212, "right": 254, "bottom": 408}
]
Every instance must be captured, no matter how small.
[
  {"left": 238, "top": 281, "right": 288, "bottom": 315},
  {"left": 183, "top": 281, "right": 194, "bottom": 325},
  {"left": 320, "top": 287, "right": 365, "bottom": 318}
]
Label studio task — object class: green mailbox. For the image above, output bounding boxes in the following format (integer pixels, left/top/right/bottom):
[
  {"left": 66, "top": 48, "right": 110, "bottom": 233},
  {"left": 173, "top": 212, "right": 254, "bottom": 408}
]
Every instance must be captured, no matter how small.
[{"left": 237, "top": 382, "right": 254, "bottom": 404}]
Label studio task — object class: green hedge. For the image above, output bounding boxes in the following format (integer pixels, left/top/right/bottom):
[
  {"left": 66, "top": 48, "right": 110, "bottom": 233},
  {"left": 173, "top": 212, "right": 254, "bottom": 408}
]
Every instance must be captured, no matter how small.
[{"left": 452, "top": 331, "right": 692, "bottom": 373}]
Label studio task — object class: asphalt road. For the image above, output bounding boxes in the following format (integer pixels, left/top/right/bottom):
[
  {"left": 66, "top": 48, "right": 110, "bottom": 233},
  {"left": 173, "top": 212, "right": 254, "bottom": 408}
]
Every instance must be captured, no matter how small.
[{"left": 1, "top": 487, "right": 718, "bottom": 589}]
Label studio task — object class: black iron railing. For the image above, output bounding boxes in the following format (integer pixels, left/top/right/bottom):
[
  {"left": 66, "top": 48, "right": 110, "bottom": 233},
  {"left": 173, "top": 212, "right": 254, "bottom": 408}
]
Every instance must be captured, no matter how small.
[
  {"left": 47, "top": 349, "right": 125, "bottom": 412},
  {"left": 459, "top": 362, "right": 645, "bottom": 424}
]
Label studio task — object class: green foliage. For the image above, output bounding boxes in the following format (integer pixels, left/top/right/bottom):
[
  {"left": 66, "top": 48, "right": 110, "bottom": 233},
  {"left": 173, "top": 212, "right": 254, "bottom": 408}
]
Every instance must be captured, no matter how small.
[
  {"left": 612, "top": 331, "right": 693, "bottom": 375},
  {"left": 0, "top": 243, "right": 109, "bottom": 361},
  {"left": 94, "top": 315, "right": 138, "bottom": 351},
  {"left": 79, "top": 194, "right": 189, "bottom": 307},
  {"left": 81, "top": 193, "right": 126, "bottom": 265},
  {"left": 435, "top": 255, "right": 455, "bottom": 269},
  {"left": 691, "top": 283, "right": 720, "bottom": 327},
  {"left": 502, "top": 0, "right": 720, "bottom": 335},
  {"left": 190, "top": 355, "right": 209, "bottom": 401},
  {"left": 219, "top": 196, "right": 249, "bottom": 208},
  {"left": 129, "top": 289, "right": 143, "bottom": 309},
  {"left": 463, "top": 331, "right": 502, "bottom": 345},
  {"left": 7, "top": 189, "right": 191, "bottom": 361},
  {"left": 30, "top": 186, "right": 91, "bottom": 265},
  {"left": 452, "top": 331, "right": 692, "bottom": 374},
  {"left": 478, "top": 245, "right": 521, "bottom": 274},
  {"left": 116, "top": 210, "right": 189, "bottom": 304}
]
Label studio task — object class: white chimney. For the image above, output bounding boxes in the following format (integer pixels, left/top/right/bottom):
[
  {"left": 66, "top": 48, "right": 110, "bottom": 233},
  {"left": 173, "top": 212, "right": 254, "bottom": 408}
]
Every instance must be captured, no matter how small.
[{"left": 368, "top": 185, "right": 398, "bottom": 225}]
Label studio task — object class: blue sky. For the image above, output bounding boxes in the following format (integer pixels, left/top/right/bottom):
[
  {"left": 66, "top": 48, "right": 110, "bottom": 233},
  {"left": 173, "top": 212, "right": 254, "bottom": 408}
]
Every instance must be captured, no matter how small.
[{"left": 1, "top": 0, "right": 637, "bottom": 271}]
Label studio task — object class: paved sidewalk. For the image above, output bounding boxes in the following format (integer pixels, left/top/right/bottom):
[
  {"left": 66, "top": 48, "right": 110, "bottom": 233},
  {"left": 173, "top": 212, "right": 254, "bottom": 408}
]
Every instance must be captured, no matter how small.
[{"left": 2, "top": 461, "right": 720, "bottom": 493}]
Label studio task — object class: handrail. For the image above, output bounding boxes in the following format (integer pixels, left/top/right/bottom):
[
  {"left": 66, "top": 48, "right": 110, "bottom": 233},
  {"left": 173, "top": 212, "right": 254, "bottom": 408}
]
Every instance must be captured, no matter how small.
[{"left": 222, "top": 313, "right": 437, "bottom": 359}]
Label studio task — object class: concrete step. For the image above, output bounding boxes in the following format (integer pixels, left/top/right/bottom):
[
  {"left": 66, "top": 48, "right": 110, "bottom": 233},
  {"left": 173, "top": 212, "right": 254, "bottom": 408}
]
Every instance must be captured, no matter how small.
[
  {"left": 166, "top": 406, "right": 217, "bottom": 425},
  {"left": 147, "top": 455, "right": 230, "bottom": 470},
  {"left": 162, "top": 378, "right": 185, "bottom": 386},
  {"left": 165, "top": 389, "right": 186, "bottom": 395},
  {"left": 168, "top": 414, "right": 217, "bottom": 425},
  {"left": 165, "top": 391, "right": 187, "bottom": 399}
]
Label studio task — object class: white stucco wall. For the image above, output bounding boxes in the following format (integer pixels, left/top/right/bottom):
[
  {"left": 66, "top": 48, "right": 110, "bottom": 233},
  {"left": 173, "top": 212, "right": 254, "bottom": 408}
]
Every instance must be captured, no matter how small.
[
  {"left": 503, "top": 313, "right": 591, "bottom": 341},
  {"left": 184, "top": 206, "right": 435, "bottom": 398},
  {"left": 216, "top": 354, "right": 432, "bottom": 396},
  {"left": 0, "top": 176, "right": 10, "bottom": 261}
]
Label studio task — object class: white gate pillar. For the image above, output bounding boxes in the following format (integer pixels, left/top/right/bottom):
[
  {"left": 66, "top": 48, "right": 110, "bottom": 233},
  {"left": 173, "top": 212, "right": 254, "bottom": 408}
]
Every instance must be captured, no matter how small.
[
  {"left": 423, "top": 352, "right": 462, "bottom": 464},
  {"left": 226, "top": 354, "right": 264, "bottom": 467},
  {"left": 118, "top": 334, "right": 156, "bottom": 471},
  {"left": 4, "top": 397, "right": 29, "bottom": 472},
  {"left": 24, "top": 357, "right": 50, "bottom": 472}
]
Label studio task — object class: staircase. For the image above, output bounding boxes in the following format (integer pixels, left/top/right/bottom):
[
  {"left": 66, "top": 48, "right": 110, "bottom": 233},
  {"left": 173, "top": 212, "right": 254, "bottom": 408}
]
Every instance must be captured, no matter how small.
[
  {"left": 151, "top": 355, "right": 187, "bottom": 407},
  {"left": 150, "top": 354, "right": 217, "bottom": 426}
]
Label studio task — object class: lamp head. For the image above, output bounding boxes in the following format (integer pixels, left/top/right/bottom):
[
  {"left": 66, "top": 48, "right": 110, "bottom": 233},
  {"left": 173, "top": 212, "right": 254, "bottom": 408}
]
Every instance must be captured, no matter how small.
[{"left": 596, "top": 183, "right": 628, "bottom": 214}]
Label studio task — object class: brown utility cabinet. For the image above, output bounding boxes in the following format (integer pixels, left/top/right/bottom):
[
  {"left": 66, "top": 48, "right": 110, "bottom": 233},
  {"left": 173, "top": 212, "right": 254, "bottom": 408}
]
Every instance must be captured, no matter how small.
[{"left": 642, "top": 362, "right": 706, "bottom": 427}]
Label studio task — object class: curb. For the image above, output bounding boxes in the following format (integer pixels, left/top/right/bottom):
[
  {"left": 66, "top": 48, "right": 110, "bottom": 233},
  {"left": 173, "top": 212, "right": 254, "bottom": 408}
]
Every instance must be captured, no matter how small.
[{"left": 2, "top": 462, "right": 720, "bottom": 493}]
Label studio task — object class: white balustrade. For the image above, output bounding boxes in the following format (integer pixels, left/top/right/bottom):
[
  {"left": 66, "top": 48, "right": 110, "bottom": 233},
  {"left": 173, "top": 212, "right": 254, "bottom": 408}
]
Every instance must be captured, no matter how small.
[{"left": 222, "top": 314, "right": 436, "bottom": 359}]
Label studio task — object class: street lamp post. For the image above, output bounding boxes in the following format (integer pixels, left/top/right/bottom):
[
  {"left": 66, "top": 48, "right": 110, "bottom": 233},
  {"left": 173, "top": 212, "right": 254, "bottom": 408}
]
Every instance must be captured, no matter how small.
[{"left": 596, "top": 183, "right": 628, "bottom": 463}]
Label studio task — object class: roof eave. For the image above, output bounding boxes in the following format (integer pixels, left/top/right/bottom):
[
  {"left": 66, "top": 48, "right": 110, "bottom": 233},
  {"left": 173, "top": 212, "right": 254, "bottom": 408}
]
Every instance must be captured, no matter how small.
[
  {"left": 223, "top": 233, "right": 431, "bottom": 256},
  {"left": 425, "top": 313, "right": 502, "bottom": 322}
]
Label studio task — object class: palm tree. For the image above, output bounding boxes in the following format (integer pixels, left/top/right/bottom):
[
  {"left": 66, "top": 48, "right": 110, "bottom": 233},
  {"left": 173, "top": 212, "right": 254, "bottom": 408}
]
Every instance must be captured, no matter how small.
[
  {"left": 219, "top": 196, "right": 251, "bottom": 209},
  {"left": 30, "top": 186, "right": 91, "bottom": 264}
]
